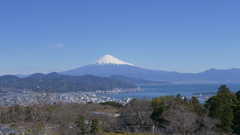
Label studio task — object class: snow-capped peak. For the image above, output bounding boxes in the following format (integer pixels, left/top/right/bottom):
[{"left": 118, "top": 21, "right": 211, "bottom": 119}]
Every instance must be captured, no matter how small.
[{"left": 91, "top": 55, "right": 134, "bottom": 66}]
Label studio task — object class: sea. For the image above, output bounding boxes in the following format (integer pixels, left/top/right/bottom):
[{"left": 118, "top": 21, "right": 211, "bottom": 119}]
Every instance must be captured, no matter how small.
[{"left": 102, "top": 83, "right": 240, "bottom": 102}]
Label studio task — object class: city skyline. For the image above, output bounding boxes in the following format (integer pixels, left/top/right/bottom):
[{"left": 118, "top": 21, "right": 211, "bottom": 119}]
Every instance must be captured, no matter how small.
[{"left": 1, "top": 0, "right": 240, "bottom": 75}]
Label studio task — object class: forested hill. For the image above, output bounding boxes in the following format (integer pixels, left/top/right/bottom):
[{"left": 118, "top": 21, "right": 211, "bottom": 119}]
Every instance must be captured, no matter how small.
[{"left": 0, "top": 72, "right": 136, "bottom": 92}]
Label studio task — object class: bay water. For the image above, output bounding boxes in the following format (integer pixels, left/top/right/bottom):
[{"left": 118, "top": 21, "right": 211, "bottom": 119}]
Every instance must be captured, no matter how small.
[{"left": 103, "top": 83, "right": 240, "bottom": 102}]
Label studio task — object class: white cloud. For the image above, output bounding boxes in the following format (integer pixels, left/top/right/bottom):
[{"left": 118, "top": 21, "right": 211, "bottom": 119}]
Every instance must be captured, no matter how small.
[
  {"left": 59, "top": 67, "right": 64, "bottom": 70},
  {"left": 11, "top": 66, "right": 34, "bottom": 71},
  {"left": 49, "top": 62, "right": 57, "bottom": 65},
  {"left": 58, "top": 67, "right": 71, "bottom": 71},
  {"left": 11, "top": 68, "right": 19, "bottom": 71},
  {"left": 47, "top": 67, "right": 71, "bottom": 73},
  {"left": 0, "top": 72, "right": 6, "bottom": 76},
  {"left": 47, "top": 44, "right": 64, "bottom": 48}
]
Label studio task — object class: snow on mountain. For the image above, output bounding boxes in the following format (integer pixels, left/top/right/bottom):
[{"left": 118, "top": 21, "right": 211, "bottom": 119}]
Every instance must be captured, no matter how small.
[
  {"left": 59, "top": 55, "right": 240, "bottom": 83},
  {"left": 91, "top": 55, "right": 134, "bottom": 66}
]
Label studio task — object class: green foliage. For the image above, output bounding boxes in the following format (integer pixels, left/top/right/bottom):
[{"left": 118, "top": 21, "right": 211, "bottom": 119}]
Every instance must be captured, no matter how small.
[
  {"left": 129, "top": 99, "right": 139, "bottom": 106},
  {"left": 151, "top": 94, "right": 214, "bottom": 134},
  {"left": 46, "top": 106, "right": 56, "bottom": 112},
  {"left": 24, "top": 129, "right": 32, "bottom": 134},
  {"left": 191, "top": 96, "right": 199, "bottom": 105},
  {"left": 183, "top": 97, "right": 188, "bottom": 104},
  {"left": 192, "top": 105, "right": 205, "bottom": 116},
  {"left": 90, "top": 118, "right": 101, "bottom": 134},
  {"left": 217, "top": 84, "right": 231, "bottom": 94},
  {"left": 236, "top": 90, "right": 240, "bottom": 101},
  {"left": 151, "top": 95, "right": 175, "bottom": 109},
  {"left": 233, "top": 91, "right": 240, "bottom": 134},
  {"left": 151, "top": 105, "right": 170, "bottom": 125},
  {"left": 220, "top": 106, "right": 234, "bottom": 133},
  {"left": 189, "top": 97, "right": 206, "bottom": 115},
  {"left": 151, "top": 97, "right": 164, "bottom": 109},
  {"left": 0, "top": 73, "right": 137, "bottom": 92},
  {"left": 36, "top": 124, "right": 45, "bottom": 133},
  {"left": 175, "top": 93, "right": 182, "bottom": 102},
  {"left": 151, "top": 95, "right": 179, "bottom": 126},
  {"left": 206, "top": 85, "right": 238, "bottom": 133},
  {"left": 25, "top": 106, "right": 33, "bottom": 121},
  {"left": 100, "top": 101, "right": 123, "bottom": 108},
  {"left": 75, "top": 115, "right": 86, "bottom": 135}
]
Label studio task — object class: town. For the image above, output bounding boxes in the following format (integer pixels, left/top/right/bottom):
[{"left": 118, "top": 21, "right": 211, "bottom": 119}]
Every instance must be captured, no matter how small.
[
  {"left": 0, "top": 87, "right": 213, "bottom": 107},
  {"left": 0, "top": 89, "right": 135, "bottom": 107}
]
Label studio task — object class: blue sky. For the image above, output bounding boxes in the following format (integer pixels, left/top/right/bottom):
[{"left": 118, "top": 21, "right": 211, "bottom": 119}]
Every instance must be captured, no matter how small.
[{"left": 1, "top": 0, "right": 240, "bottom": 75}]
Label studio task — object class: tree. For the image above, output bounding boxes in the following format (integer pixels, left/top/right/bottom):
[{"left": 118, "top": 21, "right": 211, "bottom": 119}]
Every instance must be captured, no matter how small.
[
  {"left": 236, "top": 90, "right": 240, "bottom": 101},
  {"left": 100, "top": 101, "right": 123, "bottom": 108},
  {"left": 234, "top": 90, "right": 240, "bottom": 134},
  {"left": 190, "top": 97, "right": 205, "bottom": 115},
  {"left": 151, "top": 95, "right": 176, "bottom": 108},
  {"left": 233, "top": 104, "right": 240, "bottom": 134},
  {"left": 121, "top": 98, "right": 153, "bottom": 126},
  {"left": 151, "top": 105, "right": 170, "bottom": 127},
  {"left": 23, "top": 90, "right": 60, "bottom": 135},
  {"left": 206, "top": 85, "right": 238, "bottom": 133},
  {"left": 161, "top": 104, "right": 198, "bottom": 135},
  {"left": 196, "top": 112, "right": 220, "bottom": 135},
  {"left": 90, "top": 118, "right": 100, "bottom": 135},
  {"left": 54, "top": 103, "right": 86, "bottom": 135},
  {"left": 76, "top": 115, "right": 86, "bottom": 135},
  {"left": 151, "top": 96, "right": 177, "bottom": 128},
  {"left": 175, "top": 93, "right": 182, "bottom": 103},
  {"left": 217, "top": 84, "right": 230, "bottom": 94}
]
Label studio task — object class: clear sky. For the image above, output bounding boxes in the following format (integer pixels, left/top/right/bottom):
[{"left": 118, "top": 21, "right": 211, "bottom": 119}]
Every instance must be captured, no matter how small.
[{"left": 1, "top": 0, "right": 240, "bottom": 75}]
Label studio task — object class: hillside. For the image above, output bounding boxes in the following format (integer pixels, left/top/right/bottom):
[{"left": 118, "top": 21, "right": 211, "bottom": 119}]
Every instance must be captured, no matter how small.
[{"left": 0, "top": 73, "right": 136, "bottom": 92}]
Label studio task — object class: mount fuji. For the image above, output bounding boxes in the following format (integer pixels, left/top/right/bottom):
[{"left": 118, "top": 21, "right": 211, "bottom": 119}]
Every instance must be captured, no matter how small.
[
  {"left": 91, "top": 55, "right": 135, "bottom": 66},
  {"left": 60, "top": 55, "right": 150, "bottom": 77},
  {"left": 60, "top": 55, "right": 240, "bottom": 83},
  {"left": 60, "top": 55, "right": 169, "bottom": 80}
]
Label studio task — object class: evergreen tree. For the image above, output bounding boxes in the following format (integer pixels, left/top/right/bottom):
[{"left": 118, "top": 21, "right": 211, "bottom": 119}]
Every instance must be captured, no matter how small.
[
  {"left": 206, "top": 85, "right": 237, "bottom": 133},
  {"left": 151, "top": 105, "right": 170, "bottom": 126},
  {"left": 191, "top": 96, "right": 199, "bottom": 106},
  {"left": 220, "top": 105, "right": 234, "bottom": 133},
  {"left": 90, "top": 118, "right": 100, "bottom": 135},
  {"left": 175, "top": 93, "right": 182, "bottom": 101},
  {"left": 75, "top": 115, "right": 86, "bottom": 135},
  {"left": 217, "top": 84, "right": 230, "bottom": 94},
  {"left": 183, "top": 97, "right": 188, "bottom": 104},
  {"left": 236, "top": 90, "right": 240, "bottom": 101},
  {"left": 151, "top": 97, "right": 165, "bottom": 108},
  {"left": 191, "top": 97, "right": 205, "bottom": 115},
  {"left": 233, "top": 90, "right": 240, "bottom": 134}
]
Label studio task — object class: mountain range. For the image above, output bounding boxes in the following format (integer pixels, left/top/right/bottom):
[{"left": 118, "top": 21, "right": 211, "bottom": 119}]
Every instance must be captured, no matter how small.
[
  {"left": 60, "top": 55, "right": 240, "bottom": 83},
  {"left": 110, "top": 75, "right": 169, "bottom": 85}
]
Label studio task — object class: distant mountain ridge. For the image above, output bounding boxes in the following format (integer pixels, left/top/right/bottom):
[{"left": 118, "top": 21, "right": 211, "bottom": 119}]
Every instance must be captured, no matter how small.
[
  {"left": 60, "top": 55, "right": 240, "bottom": 83},
  {"left": 0, "top": 72, "right": 136, "bottom": 92},
  {"left": 110, "top": 75, "right": 169, "bottom": 85}
]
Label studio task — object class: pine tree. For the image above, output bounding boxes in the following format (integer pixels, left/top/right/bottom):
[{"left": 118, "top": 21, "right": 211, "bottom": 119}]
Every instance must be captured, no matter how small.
[
  {"left": 75, "top": 115, "right": 86, "bottom": 135},
  {"left": 90, "top": 118, "right": 100, "bottom": 135},
  {"left": 236, "top": 90, "right": 240, "bottom": 101},
  {"left": 234, "top": 90, "right": 240, "bottom": 134},
  {"left": 206, "top": 85, "right": 237, "bottom": 133},
  {"left": 217, "top": 84, "right": 230, "bottom": 94}
]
